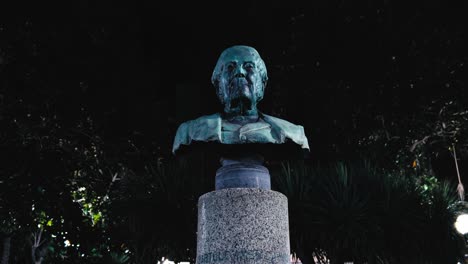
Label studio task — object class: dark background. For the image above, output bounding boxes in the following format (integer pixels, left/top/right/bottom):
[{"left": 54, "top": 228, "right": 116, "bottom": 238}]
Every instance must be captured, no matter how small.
[
  {"left": 2, "top": 0, "right": 468, "bottom": 172},
  {"left": 1, "top": 1, "right": 468, "bottom": 262}
]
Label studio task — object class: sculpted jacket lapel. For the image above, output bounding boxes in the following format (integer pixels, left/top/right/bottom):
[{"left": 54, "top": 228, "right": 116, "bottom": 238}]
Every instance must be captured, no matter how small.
[
  {"left": 190, "top": 113, "right": 222, "bottom": 142},
  {"left": 262, "top": 113, "right": 310, "bottom": 150},
  {"left": 172, "top": 113, "right": 222, "bottom": 153},
  {"left": 172, "top": 112, "right": 310, "bottom": 153}
]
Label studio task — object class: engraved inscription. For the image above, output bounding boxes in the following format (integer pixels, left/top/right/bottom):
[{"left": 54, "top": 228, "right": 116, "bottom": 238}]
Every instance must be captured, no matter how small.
[{"left": 197, "top": 250, "right": 290, "bottom": 264}]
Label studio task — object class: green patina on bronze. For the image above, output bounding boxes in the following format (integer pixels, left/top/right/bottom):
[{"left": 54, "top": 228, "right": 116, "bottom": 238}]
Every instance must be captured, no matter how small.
[{"left": 172, "top": 45, "right": 309, "bottom": 155}]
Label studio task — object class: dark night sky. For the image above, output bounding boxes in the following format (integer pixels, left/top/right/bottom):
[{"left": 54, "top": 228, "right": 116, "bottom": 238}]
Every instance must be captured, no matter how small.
[
  {"left": 3, "top": 3, "right": 468, "bottom": 262},
  {"left": 147, "top": 1, "right": 468, "bottom": 163},
  {"left": 2, "top": 0, "right": 468, "bottom": 163}
]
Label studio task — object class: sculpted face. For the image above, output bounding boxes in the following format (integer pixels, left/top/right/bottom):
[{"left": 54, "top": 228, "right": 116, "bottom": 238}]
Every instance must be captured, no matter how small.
[{"left": 211, "top": 45, "right": 268, "bottom": 116}]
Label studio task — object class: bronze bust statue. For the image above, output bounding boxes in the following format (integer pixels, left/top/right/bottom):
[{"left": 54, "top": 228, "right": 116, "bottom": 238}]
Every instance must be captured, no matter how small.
[{"left": 172, "top": 45, "right": 309, "bottom": 158}]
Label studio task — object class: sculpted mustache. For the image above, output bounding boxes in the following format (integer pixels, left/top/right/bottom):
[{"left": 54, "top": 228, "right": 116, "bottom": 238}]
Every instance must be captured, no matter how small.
[
  {"left": 228, "top": 78, "right": 252, "bottom": 91},
  {"left": 229, "top": 76, "right": 250, "bottom": 83}
]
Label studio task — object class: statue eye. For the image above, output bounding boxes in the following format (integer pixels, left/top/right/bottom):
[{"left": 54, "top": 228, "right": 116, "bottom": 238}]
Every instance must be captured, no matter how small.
[
  {"left": 226, "top": 63, "right": 235, "bottom": 72},
  {"left": 244, "top": 63, "right": 254, "bottom": 70}
]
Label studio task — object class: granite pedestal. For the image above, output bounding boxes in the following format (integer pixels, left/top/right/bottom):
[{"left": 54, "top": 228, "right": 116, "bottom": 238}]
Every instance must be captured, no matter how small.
[{"left": 195, "top": 159, "right": 291, "bottom": 264}]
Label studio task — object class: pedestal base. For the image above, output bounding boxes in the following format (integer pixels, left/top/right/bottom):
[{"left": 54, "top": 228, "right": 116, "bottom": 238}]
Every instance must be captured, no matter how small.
[{"left": 196, "top": 188, "right": 290, "bottom": 264}]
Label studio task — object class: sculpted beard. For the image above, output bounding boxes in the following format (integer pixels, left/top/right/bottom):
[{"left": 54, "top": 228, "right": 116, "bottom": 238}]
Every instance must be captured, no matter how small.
[{"left": 226, "top": 77, "right": 255, "bottom": 115}]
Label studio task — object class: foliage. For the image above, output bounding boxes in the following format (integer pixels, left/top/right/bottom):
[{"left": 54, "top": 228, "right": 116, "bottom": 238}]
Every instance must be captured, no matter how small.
[
  {"left": 272, "top": 160, "right": 466, "bottom": 264},
  {"left": 354, "top": 99, "right": 468, "bottom": 178},
  {"left": 108, "top": 154, "right": 210, "bottom": 264}
]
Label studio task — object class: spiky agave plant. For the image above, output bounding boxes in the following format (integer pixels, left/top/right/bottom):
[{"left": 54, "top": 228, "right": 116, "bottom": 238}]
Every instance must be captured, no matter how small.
[
  {"left": 274, "top": 158, "right": 467, "bottom": 263},
  {"left": 271, "top": 160, "right": 318, "bottom": 264},
  {"left": 272, "top": 160, "right": 385, "bottom": 263},
  {"left": 376, "top": 171, "right": 427, "bottom": 263},
  {"left": 108, "top": 251, "right": 130, "bottom": 264},
  {"left": 311, "top": 160, "right": 384, "bottom": 264}
]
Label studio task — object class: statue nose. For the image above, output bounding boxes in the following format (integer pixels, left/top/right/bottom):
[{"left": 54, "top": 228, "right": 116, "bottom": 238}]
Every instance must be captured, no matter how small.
[{"left": 233, "top": 66, "right": 246, "bottom": 78}]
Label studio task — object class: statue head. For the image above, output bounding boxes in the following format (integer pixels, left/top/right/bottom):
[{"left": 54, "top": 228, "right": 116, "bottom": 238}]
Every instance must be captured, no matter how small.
[{"left": 211, "top": 45, "right": 268, "bottom": 117}]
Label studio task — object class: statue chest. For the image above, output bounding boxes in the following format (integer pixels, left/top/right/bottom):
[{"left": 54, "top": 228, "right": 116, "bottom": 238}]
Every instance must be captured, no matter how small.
[{"left": 221, "top": 120, "right": 277, "bottom": 144}]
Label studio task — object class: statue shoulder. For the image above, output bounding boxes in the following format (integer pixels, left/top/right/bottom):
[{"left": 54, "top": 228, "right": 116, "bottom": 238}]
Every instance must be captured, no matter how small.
[
  {"left": 172, "top": 113, "right": 222, "bottom": 154},
  {"left": 261, "top": 113, "right": 310, "bottom": 150},
  {"left": 261, "top": 113, "right": 304, "bottom": 133}
]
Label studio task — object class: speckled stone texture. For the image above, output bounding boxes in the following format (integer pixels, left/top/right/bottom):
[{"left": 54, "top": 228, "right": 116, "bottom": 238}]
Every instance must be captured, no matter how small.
[{"left": 196, "top": 188, "right": 290, "bottom": 264}]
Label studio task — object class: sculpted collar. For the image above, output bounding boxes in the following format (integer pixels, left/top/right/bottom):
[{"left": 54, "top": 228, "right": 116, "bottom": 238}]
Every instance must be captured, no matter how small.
[{"left": 172, "top": 113, "right": 309, "bottom": 154}]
